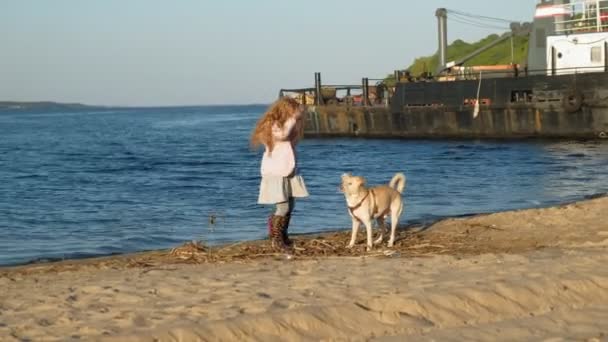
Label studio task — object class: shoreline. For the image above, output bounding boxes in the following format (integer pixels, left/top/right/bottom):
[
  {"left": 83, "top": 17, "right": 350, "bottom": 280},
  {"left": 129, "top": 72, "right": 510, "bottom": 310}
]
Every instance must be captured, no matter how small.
[
  {"left": 2, "top": 192, "right": 605, "bottom": 273},
  {"left": 1, "top": 195, "right": 608, "bottom": 341}
]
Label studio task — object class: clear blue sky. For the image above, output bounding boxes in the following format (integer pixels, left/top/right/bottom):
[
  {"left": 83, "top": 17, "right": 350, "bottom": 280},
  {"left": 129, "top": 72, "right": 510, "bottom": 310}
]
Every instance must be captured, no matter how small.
[{"left": 1, "top": 0, "right": 536, "bottom": 106}]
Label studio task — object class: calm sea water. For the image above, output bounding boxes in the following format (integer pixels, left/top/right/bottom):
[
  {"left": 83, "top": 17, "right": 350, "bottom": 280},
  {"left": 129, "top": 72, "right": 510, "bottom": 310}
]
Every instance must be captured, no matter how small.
[{"left": 1, "top": 105, "right": 607, "bottom": 266}]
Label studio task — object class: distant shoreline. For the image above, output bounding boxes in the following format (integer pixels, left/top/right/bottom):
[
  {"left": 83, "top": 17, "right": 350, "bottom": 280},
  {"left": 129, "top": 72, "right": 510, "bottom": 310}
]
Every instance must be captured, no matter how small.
[
  {"left": 0, "top": 101, "right": 102, "bottom": 111},
  {"left": 0, "top": 101, "right": 270, "bottom": 112}
]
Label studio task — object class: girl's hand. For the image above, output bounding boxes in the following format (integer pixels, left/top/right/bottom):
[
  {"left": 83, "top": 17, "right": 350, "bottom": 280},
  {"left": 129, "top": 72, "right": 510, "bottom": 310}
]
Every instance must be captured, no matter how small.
[
  {"left": 294, "top": 107, "right": 306, "bottom": 120},
  {"left": 272, "top": 117, "right": 297, "bottom": 141}
]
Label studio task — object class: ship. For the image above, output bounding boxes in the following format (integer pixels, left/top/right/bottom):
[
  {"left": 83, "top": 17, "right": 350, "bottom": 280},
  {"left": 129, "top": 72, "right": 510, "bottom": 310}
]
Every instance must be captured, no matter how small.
[{"left": 280, "top": 0, "right": 608, "bottom": 139}]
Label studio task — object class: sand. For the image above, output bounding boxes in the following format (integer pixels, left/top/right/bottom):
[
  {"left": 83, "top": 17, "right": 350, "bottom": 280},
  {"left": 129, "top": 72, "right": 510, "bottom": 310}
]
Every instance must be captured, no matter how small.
[{"left": 1, "top": 195, "right": 607, "bottom": 341}]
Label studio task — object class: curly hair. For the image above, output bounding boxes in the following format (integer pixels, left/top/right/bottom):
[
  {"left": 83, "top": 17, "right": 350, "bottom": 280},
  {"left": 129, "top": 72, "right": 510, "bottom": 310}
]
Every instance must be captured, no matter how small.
[{"left": 250, "top": 97, "right": 305, "bottom": 152}]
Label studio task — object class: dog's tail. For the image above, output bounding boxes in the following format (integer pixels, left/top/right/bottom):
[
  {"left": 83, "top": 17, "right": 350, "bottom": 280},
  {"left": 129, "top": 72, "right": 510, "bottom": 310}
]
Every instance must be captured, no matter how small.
[{"left": 389, "top": 172, "right": 407, "bottom": 193}]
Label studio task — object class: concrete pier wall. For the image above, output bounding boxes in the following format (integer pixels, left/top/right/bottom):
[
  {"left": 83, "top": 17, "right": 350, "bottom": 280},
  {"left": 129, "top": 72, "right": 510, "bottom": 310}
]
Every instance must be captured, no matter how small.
[{"left": 304, "top": 105, "right": 608, "bottom": 139}]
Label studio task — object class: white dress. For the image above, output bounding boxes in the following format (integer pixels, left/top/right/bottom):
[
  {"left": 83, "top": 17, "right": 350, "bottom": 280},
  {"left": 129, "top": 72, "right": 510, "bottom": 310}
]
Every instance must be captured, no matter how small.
[{"left": 257, "top": 117, "right": 309, "bottom": 204}]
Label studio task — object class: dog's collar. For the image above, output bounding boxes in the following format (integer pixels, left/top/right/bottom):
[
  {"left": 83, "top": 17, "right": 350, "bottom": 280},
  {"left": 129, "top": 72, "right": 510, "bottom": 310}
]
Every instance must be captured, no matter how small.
[{"left": 348, "top": 190, "right": 370, "bottom": 212}]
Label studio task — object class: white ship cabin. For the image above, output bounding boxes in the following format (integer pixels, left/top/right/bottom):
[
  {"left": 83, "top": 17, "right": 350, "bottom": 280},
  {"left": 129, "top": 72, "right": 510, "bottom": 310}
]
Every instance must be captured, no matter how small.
[{"left": 542, "top": 0, "right": 608, "bottom": 75}]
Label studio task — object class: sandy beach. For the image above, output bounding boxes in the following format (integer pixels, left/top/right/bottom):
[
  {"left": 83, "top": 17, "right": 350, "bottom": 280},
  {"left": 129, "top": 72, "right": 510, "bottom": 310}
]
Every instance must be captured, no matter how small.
[{"left": 1, "top": 195, "right": 608, "bottom": 341}]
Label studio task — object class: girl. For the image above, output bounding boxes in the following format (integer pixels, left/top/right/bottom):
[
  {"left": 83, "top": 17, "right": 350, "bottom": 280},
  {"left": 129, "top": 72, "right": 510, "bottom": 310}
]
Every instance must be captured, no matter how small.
[{"left": 251, "top": 97, "right": 309, "bottom": 252}]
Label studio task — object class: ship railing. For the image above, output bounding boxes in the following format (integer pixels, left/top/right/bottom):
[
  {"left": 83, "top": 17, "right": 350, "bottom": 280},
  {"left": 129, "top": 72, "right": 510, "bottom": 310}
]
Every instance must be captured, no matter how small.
[
  {"left": 552, "top": 0, "right": 608, "bottom": 34},
  {"left": 542, "top": 64, "right": 608, "bottom": 76},
  {"left": 441, "top": 65, "right": 608, "bottom": 78},
  {"left": 279, "top": 76, "right": 392, "bottom": 107}
]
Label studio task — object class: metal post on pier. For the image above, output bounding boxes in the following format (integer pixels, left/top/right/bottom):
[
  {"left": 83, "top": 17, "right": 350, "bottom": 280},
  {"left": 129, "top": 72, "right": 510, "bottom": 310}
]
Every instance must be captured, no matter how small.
[
  {"left": 605, "top": 41, "right": 608, "bottom": 73},
  {"left": 314, "top": 72, "right": 323, "bottom": 105},
  {"left": 394, "top": 70, "right": 400, "bottom": 84},
  {"left": 551, "top": 46, "right": 557, "bottom": 76},
  {"left": 362, "top": 77, "right": 370, "bottom": 106},
  {"left": 436, "top": 8, "right": 448, "bottom": 72}
]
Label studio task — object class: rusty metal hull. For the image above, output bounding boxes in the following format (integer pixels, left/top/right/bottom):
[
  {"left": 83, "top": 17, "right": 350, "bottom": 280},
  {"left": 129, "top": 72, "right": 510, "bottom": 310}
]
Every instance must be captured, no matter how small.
[{"left": 304, "top": 72, "right": 608, "bottom": 139}]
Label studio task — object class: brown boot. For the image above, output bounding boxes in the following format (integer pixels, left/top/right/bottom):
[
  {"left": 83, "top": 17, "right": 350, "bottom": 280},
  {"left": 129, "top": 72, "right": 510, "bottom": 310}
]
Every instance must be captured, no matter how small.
[
  {"left": 282, "top": 214, "right": 293, "bottom": 246},
  {"left": 270, "top": 215, "right": 292, "bottom": 252},
  {"left": 268, "top": 215, "right": 278, "bottom": 246}
]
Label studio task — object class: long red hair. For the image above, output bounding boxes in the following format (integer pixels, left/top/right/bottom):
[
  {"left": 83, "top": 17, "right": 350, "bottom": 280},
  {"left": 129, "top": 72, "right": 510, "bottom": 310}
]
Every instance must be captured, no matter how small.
[{"left": 250, "top": 97, "right": 305, "bottom": 152}]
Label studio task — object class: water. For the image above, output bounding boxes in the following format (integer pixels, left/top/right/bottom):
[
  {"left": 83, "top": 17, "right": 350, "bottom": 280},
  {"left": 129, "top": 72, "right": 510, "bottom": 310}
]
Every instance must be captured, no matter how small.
[{"left": 1, "top": 105, "right": 607, "bottom": 266}]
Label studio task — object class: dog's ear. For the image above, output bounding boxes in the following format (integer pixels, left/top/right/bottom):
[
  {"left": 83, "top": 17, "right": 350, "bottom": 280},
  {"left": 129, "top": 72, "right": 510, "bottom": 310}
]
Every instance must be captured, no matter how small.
[
  {"left": 341, "top": 172, "right": 351, "bottom": 179},
  {"left": 355, "top": 176, "right": 366, "bottom": 186}
]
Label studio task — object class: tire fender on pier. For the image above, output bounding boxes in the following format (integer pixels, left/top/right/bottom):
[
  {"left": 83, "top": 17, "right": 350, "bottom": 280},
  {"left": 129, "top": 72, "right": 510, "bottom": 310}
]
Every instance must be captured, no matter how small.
[{"left": 562, "top": 90, "right": 584, "bottom": 113}]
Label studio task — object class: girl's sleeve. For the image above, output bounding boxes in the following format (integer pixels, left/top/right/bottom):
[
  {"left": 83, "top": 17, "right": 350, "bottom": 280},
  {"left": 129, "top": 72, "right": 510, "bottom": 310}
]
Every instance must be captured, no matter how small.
[{"left": 271, "top": 117, "right": 296, "bottom": 141}]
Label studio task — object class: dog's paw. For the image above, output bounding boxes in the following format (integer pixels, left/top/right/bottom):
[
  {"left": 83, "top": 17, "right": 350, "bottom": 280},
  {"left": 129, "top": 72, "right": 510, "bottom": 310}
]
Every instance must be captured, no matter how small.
[
  {"left": 346, "top": 243, "right": 355, "bottom": 249},
  {"left": 366, "top": 245, "right": 373, "bottom": 252},
  {"left": 387, "top": 241, "right": 395, "bottom": 248}
]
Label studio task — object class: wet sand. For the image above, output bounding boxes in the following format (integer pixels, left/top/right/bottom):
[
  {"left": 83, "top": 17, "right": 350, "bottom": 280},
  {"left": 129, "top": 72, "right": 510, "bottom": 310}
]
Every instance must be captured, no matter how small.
[{"left": 1, "top": 195, "right": 607, "bottom": 341}]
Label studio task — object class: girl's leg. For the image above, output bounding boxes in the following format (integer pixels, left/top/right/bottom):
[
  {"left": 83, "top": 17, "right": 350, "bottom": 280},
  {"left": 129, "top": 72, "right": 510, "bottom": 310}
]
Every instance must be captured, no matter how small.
[
  {"left": 275, "top": 200, "right": 290, "bottom": 216},
  {"left": 283, "top": 197, "right": 295, "bottom": 245},
  {"left": 288, "top": 196, "right": 295, "bottom": 215},
  {"left": 275, "top": 197, "right": 295, "bottom": 215}
]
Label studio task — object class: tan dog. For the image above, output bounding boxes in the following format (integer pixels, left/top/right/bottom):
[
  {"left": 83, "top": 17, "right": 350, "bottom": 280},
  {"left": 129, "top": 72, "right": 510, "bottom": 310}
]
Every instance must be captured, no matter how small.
[{"left": 340, "top": 172, "right": 406, "bottom": 250}]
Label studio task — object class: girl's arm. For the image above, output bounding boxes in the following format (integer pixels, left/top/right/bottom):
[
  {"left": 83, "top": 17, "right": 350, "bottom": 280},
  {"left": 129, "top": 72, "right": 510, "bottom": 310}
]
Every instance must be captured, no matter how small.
[
  {"left": 271, "top": 117, "right": 297, "bottom": 141},
  {"left": 288, "top": 116, "right": 304, "bottom": 144}
]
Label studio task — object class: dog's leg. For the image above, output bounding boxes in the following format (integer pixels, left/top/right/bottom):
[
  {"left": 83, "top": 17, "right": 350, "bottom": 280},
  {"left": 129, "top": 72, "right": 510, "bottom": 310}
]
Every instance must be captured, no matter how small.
[
  {"left": 347, "top": 218, "right": 360, "bottom": 248},
  {"left": 388, "top": 217, "right": 398, "bottom": 248},
  {"left": 363, "top": 218, "right": 373, "bottom": 251},
  {"left": 373, "top": 216, "right": 385, "bottom": 245},
  {"left": 388, "top": 201, "right": 403, "bottom": 248}
]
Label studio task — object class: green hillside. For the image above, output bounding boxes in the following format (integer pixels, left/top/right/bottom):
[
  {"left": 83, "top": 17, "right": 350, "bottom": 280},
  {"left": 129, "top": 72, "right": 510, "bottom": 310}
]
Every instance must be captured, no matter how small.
[{"left": 385, "top": 32, "right": 529, "bottom": 84}]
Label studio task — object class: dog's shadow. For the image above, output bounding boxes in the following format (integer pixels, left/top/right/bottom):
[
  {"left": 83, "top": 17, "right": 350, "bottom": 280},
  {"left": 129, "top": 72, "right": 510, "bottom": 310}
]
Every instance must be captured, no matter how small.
[
  {"left": 370, "top": 221, "right": 424, "bottom": 245},
  {"left": 390, "top": 212, "right": 487, "bottom": 243}
]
